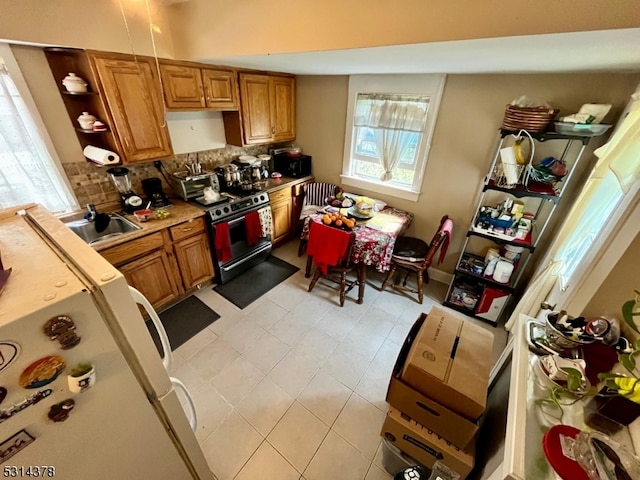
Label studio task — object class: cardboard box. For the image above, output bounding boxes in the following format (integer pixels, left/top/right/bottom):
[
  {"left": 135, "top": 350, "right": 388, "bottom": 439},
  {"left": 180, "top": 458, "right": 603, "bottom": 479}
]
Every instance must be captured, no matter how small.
[
  {"left": 381, "top": 407, "right": 475, "bottom": 479},
  {"left": 400, "top": 306, "right": 494, "bottom": 420},
  {"left": 386, "top": 313, "right": 480, "bottom": 449}
]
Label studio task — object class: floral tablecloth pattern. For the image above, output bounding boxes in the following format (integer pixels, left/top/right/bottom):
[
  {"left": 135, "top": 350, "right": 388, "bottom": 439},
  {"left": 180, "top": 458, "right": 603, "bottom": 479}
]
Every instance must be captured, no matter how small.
[{"left": 301, "top": 207, "right": 413, "bottom": 272}]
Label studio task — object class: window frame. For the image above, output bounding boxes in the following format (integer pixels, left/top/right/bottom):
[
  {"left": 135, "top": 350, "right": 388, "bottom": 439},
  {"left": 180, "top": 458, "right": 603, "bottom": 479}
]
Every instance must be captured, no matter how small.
[
  {"left": 0, "top": 43, "right": 78, "bottom": 213},
  {"left": 341, "top": 74, "right": 446, "bottom": 202}
]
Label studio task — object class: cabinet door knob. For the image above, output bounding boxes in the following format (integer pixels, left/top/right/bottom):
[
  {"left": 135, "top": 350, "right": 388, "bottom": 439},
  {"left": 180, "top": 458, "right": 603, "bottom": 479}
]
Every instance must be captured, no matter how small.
[{"left": 271, "top": 127, "right": 275, "bottom": 134}]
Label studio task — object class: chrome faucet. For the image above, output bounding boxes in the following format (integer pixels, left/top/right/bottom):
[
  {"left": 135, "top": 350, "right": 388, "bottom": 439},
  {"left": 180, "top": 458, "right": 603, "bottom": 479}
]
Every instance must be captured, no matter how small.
[{"left": 84, "top": 204, "right": 97, "bottom": 222}]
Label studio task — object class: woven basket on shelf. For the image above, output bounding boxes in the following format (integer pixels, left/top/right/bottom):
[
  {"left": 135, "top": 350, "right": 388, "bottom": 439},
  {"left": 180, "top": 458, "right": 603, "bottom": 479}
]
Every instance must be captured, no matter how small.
[{"left": 501, "top": 105, "right": 558, "bottom": 132}]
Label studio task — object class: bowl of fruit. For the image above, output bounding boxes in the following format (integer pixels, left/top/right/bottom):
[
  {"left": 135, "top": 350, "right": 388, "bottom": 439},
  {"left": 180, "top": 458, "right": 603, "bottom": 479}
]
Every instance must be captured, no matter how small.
[
  {"left": 325, "top": 193, "right": 355, "bottom": 209},
  {"left": 321, "top": 212, "right": 356, "bottom": 231}
]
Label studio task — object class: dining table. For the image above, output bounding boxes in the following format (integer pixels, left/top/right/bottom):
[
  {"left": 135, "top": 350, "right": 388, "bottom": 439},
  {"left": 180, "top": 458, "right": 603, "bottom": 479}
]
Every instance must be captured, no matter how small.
[{"left": 301, "top": 206, "right": 414, "bottom": 303}]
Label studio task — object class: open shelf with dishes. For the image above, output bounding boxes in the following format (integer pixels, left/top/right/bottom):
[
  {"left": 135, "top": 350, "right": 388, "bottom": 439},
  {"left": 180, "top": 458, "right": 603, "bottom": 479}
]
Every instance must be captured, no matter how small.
[
  {"left": 444, "top": 129, "right": 594, "bottom": 326},
  {"left": 44, "top": 48, "right": 120, "bottom": 157}
]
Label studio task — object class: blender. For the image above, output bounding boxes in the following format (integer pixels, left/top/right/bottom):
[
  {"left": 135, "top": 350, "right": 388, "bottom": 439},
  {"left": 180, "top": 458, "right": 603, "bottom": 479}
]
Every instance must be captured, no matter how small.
[{"left": 107, "top": 167, "right": 143, "bottom": 213}]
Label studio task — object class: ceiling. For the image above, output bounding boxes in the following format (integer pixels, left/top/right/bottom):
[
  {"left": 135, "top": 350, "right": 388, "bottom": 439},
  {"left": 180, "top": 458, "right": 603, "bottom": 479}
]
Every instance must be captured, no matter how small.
[{"left": 201, "top": 28, "right": 640, "bottom": 75}]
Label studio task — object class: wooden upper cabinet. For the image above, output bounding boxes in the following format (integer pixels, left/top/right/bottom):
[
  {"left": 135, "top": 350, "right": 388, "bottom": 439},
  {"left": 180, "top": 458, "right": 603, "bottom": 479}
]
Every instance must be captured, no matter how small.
[
  {"left": 240, "top": 73, "right": 275, "bottom": 144},
  {"left": 159, "top": 61, "right": 238, "bottom": 111},
  {"left": 89, "top": 53, "right": 173, "bottom": 163},
  {"left": 202, "top": 68, "right": 238, "bottom": 110},
  {"left": 272, "top": 76, "right": 295, "bottom": 142},
  {"left": 227, "top": 72, "right": 295, "bottom": 146},
  {"left": 159, "top": 63, "right": 204, "bottom": 109}
]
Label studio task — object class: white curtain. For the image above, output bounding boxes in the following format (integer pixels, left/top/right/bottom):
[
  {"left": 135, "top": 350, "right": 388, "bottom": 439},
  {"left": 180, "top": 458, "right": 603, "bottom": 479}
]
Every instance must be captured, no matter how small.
[
  {"left": 0, "top": 62, "right": 76, "bottom": 213},
  {"left": 505, "top": 95, "right": 640, "bottom": 331},
  {"left": 354, "top": 94, "right": 428, "bottom": 181}
]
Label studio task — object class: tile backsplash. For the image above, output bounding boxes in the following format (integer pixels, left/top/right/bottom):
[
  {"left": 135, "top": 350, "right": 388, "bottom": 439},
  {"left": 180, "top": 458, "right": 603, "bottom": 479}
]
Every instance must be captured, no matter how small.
[{"left": 63, "top": 144, "right": 281, "bottom": 210}]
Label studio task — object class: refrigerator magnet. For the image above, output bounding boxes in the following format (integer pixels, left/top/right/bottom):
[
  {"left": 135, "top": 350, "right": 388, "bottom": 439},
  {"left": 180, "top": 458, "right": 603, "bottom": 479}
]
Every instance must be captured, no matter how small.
[
  {"left": 43, "top": 315, "right": 81, "bottom": 350},
  {"left": 47, "top": 399, "right": 74, "bottom": 422},
  {"left": 68, "top": 362, "right": 96, "bottom": 393},
  {"left": 0, "top": 389, "right": 52, "bottom": 424},
  {"left": 0, "top": 429, "right": 35, "bottom": 464},
  {"left": 0, "top": 341, "right": 21, "bottom": 373},
  {"left": 19, "top": 356, "right": 66, "bottom": 389}
]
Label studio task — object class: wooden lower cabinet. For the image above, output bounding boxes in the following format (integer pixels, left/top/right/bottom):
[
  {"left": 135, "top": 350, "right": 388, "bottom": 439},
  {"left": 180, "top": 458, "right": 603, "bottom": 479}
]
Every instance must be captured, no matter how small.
[
  {"left": 173, "top": 233, "right": 214, "bottom": 289},
  {"left": 292, "top": 179, "right": 313, "bottom": 223},
  {"left": 119, "top": 249, "right": 181, "bottom": 309},
  {"left": 100, "top": 217, "right": 214, "bottom": 311},
  {"left": 270, "top": 188, "right": 293, "bottom": 247}
]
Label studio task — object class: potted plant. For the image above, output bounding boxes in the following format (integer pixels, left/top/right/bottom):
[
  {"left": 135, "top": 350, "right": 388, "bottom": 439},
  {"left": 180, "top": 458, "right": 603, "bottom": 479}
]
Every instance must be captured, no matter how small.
[
  {"left": 584, "top": 290, "right": 640, "bottom": 433},
  {"left": 67, "top": 362, "right": 96, "bottom": 393},
  {"left": 535, "top": 291, "right": 640, "bottom": 429}
]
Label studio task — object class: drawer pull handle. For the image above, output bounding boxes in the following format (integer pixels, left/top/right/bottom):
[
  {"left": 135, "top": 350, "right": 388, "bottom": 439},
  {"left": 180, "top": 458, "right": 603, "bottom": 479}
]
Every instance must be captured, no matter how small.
[{"left": 181, "top": 227, "right": 194, "bottom": 232}]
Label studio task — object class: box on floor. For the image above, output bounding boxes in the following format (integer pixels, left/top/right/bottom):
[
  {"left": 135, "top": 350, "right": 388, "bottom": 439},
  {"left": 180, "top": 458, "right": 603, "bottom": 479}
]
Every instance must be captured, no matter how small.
[
  {"left": 386, "top": 307, "right": 494, "bottom": 449},
  {"left": 382, "top": 407, "right": 475, "bottom": 479},
  {"left": 400, "top": 306, "right": 494, "bottom": 420}
]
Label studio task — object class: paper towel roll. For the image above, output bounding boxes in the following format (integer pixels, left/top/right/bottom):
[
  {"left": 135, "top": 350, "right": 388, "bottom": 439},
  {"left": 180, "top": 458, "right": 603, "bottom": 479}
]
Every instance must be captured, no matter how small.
[{"left": 83, "top": 145, "right": 120, "bottom": 165}]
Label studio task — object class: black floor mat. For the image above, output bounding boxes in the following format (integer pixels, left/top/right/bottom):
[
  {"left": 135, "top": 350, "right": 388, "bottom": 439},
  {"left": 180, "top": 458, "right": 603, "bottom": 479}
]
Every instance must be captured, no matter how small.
[
  {"left": 213, "top": 256, "right": 299, "bottom": 309},
  {"left": 146, "top": 296, "right": 220, "bottom": 354}
]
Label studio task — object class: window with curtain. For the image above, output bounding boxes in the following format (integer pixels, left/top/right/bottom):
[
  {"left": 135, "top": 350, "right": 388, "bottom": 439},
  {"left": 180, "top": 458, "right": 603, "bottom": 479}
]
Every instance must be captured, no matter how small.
[
  {"left": 0, "top": 52, "right": 76, "bottom": 213},
  {"left": 342, "top": 75, "right": 445, "bottom": 201},
  {"left": 557, "top": 105, "right": 640, "bottom": 290}
]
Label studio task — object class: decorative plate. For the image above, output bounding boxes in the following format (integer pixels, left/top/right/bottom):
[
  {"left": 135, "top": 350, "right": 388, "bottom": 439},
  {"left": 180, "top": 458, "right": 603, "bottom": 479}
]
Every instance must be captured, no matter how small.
[{"left": 19, "top": 356, "right": 66, "bottom": 389}]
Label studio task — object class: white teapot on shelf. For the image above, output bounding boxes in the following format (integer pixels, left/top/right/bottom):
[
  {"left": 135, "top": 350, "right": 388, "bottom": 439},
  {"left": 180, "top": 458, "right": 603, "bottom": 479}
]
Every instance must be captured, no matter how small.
[
  {"left": 62, "top": 73, "right": 88, "bottom": 93},
  {"left": 77, "top": 112, "right": 97, "bottom": 130}
]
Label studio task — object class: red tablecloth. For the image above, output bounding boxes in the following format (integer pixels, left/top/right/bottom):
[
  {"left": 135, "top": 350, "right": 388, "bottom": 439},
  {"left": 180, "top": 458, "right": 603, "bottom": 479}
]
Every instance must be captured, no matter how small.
[{"left": 301, "top": 207, "right": 413, "bottom": 272}]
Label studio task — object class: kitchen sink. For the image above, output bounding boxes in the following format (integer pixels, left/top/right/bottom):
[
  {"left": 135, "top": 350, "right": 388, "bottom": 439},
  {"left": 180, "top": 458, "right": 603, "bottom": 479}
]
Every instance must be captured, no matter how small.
[{"left": 64, "top": 214, "right": 141, "bottom": 245}]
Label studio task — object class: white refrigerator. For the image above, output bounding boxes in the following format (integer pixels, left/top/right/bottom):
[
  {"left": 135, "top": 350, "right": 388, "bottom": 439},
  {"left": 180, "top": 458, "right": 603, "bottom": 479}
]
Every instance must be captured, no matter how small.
[{"left": 0, "top": 206, "right": 214, "bottom": 479}]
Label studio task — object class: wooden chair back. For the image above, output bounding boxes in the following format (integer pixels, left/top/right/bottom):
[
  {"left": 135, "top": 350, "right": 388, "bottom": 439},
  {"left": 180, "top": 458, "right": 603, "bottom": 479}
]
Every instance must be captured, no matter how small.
[
  {"left": 303, "top": 183, "right": 342, "bottom": 207},
  {"left": 420, "top": 215, "right": 451, "bottom": 269}
]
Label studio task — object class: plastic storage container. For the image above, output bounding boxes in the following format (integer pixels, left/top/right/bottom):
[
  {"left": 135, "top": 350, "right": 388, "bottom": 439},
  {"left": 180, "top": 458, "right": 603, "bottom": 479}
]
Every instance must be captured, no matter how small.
[
  {"left": 554, "top": 122, "right": 612, "bottom": 136},
  {"left": 493, "top": 260, "right": 514, "bottom": 283},
  {"left": 501, "top": 245, "right": 524, "bottom": 268},
  {"left": 381, "top": 438, "right": 426, "bottom": 476}
]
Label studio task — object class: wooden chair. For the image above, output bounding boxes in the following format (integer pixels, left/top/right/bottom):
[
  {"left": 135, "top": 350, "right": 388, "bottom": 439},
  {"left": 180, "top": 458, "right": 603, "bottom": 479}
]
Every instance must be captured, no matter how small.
[
  {"left": 306, "top": 222, "right": 362, "bottom": 307},
  {"left": 380, "top": 215, "right": 452, "bottom": 304},
  {"left": 297, "top": 182, "right": 342, "bottom": 256}
]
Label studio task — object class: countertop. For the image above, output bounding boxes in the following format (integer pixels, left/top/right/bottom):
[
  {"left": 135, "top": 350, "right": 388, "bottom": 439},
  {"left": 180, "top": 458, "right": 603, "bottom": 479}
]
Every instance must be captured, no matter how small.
[
  {"left": 262, "top": 174, "right": 313, "bottom": 192},
  {"left": 77, "top": 175, "right": 313, "bottom": 252},
  {"left": 92, "top": 199, "right": 206, "bottom": 252}
]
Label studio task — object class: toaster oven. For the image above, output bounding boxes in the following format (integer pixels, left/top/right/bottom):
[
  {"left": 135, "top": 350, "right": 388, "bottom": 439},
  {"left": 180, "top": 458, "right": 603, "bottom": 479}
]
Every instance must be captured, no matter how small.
[
  {"left": 272, "top": 154, "right": 312, "bottom": 178},
  {"left": 168, "top": 171, "right": 219, "bottom": 201}
]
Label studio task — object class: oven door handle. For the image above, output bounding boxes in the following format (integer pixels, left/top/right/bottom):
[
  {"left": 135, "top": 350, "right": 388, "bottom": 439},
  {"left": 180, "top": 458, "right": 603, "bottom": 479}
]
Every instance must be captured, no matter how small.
[
  {"left": 220, "top": 242, "right": 272, "bottom": 272},
  {"left": 227, "top": 216, "right": 245, "bottom": 227}
]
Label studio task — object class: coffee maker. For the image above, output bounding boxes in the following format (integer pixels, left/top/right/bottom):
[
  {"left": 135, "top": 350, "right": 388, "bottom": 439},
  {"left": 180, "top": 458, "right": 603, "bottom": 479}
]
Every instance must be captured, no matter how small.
[
  {"left": 107, "top": 167, "right": 143, "bottom": 213},
  {"left": 141, "top": 177, "right": 172, "bottom": 208}
]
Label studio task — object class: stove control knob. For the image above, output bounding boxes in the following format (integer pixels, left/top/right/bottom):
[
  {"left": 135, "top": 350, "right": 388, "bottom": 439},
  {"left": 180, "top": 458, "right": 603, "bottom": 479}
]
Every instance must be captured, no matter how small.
[
  {"left": 214, "top": 209, "right": 222, "bottom": 216},
  {"left": 253, "top": 197, "right": 259, "bottom": 203},
  {"left": 223, "top": 207, "right": 230, "bottom": 213}
]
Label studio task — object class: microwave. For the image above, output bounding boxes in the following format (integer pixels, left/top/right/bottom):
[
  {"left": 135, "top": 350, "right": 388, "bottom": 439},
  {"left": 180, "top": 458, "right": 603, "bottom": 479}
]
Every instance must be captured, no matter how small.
[{"left": 273, "top": 154, "right": 312, "bottom": 178}]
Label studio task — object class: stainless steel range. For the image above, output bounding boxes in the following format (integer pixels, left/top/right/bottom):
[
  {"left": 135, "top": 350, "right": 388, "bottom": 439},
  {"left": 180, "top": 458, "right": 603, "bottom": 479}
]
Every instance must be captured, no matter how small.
[
  {"left": 204, "top": 190, "right": 272, "bottom": 284},
  {"left": 164, "top": 162, "right": 273, "bottom": 284}
]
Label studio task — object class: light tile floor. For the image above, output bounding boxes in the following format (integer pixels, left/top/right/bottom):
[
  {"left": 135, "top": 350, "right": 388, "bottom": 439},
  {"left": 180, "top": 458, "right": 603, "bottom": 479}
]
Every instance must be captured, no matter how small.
[{"left": 172, "top": 239, "right": 509, "bottom": 480}]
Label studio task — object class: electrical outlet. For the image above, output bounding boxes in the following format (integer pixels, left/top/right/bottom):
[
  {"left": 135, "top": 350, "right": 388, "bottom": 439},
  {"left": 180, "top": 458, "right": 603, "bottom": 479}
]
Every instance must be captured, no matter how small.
[{"left": 153, "top": 161, "right": 162, "bottom": 170}]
